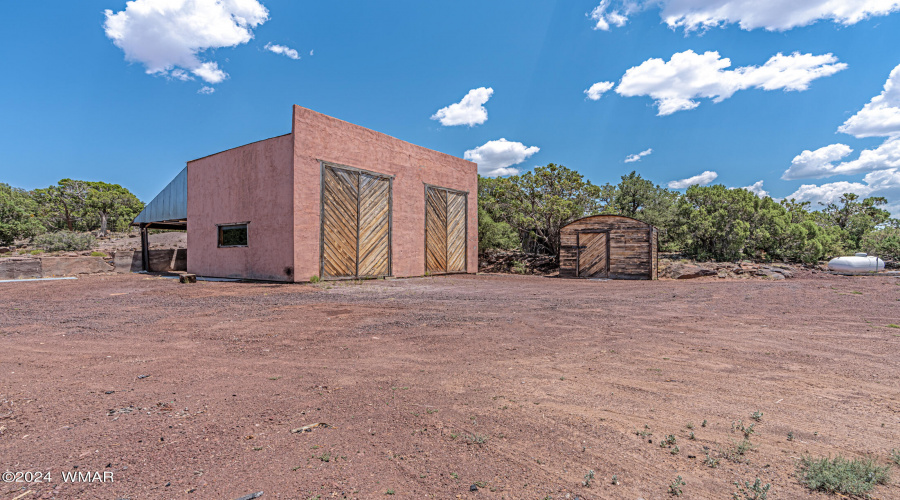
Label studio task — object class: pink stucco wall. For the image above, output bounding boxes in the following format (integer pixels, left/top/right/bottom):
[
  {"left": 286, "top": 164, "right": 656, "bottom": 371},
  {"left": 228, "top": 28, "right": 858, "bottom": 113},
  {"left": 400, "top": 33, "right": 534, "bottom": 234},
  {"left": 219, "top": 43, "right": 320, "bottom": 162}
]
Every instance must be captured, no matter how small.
[
  {"left": 291, "top": 105, "right": 478, "bottom": 280},
  {"left": 187, "top": 134, "right": 295, "bottom": 281},
  {"left": 184, "top": 107, "right": 477, "bottom": 282}
]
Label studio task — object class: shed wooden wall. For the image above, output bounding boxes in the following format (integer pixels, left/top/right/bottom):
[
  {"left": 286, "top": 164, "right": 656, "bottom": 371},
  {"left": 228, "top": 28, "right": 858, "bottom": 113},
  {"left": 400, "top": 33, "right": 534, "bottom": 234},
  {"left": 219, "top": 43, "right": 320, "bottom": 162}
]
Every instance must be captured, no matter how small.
[{"left": 559, "top": 215, "right": 658, "bottom": 280}]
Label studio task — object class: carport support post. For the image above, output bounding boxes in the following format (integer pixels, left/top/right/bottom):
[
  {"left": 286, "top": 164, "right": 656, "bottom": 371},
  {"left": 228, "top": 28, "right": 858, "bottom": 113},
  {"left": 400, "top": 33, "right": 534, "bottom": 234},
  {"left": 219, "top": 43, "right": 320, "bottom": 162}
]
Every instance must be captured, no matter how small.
[{"left": 140, "top": 224, "right": 149, "bottom": 272}]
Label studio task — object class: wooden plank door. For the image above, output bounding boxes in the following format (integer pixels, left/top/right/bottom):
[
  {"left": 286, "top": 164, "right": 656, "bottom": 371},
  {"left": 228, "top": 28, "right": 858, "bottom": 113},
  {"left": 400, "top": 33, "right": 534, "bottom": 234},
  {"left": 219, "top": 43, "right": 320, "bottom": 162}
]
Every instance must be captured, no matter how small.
[
  {"left": 358, "top": 173, "right": 391, "bottom": 277},
  {"left": 425, "top": 187, "right": 447, "bottom": 274},
  {"left": 577, "top": 232, "right": 609, "bottom": 278},
  {"left": 446, "top": 192, "right": 467, "bottom": 272},
  {"left": 322, "top": 166, "right": 359, "bottom": 278},
  {"left": 322, "top": 165, "right": 391, "bottom": 279},
  {"left": 425, "top": 186, "right": 467, "bottom": 274}
]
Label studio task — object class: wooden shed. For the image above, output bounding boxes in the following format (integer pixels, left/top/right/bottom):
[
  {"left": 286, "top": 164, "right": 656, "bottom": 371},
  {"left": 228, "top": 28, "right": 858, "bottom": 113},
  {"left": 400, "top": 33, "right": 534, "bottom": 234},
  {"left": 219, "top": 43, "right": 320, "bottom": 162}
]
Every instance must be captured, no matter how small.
[{"left": 559, "top": 215, "right": 658, "bottom": 280}]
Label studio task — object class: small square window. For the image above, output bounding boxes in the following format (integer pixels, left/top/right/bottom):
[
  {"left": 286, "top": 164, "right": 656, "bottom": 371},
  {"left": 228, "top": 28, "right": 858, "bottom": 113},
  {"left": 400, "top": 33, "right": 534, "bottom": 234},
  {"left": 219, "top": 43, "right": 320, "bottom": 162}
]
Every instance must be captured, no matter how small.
[{"left": 218, "top": 224, "right": 248, "bottom": 247}]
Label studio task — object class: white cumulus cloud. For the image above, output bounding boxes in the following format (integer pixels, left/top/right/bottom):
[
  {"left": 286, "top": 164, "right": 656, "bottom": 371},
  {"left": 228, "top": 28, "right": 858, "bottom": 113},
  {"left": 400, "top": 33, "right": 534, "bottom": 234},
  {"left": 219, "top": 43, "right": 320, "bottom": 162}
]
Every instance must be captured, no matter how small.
[
  {"left": 782, "top": 143, "right": 854, "bottom": 180},
  {"left": 169, "top": 68, "right": 192, "bottom": 81},
  {"left": 838, "top": 63, "right": 900, "bottom": 139},
  {"left": 464, "top": 139, "right": 540, "bottom": 177},
  {"left": 783, "top": 64, "right": 900, "bottom": 181},
  {"left": 667, "top": 170, "right": 718, "bottom": 189},
  {"left": 624, "top": 148, "right": 653, "bottom": 163},
  {"left": 740, "top": 180, "right": 769, "bottom": 198},
  {"left": 191, "top": 61, "right": 227, "bottom": 84},
  {"left": 833, "top": 137, "right": 900, "bottom": 173},
  {"left": 103, "top": 0, "right": 269, "bottom": 84},
  {"left": 265, "top": 43, "right": 300, "bottom": 60},
  {"left": 786, "top": 180, "right": 872, "bottom": 205},
  {"left": 588, "top": 1, "right": 900, "bottom": 32},
  {"left": 198, "top": 86, "right": 215, "bottom": 95},
  {"left": 431, "top": 87, "right": 494, "bottom": 127},
  {"left": 589, "top": 0, "right": 630, "bottom": 30},
  {"left": 786, "top": 168, "right": 900, "bottom": 215},
  {"left": 614, "top": 50, "right": 846, "bottom": 116},
  {"left": 585, "top": 81, "right": 615, "bottom": 100},
  {"left": 784, "top": 139, "right": 900, "bottom": 180}
]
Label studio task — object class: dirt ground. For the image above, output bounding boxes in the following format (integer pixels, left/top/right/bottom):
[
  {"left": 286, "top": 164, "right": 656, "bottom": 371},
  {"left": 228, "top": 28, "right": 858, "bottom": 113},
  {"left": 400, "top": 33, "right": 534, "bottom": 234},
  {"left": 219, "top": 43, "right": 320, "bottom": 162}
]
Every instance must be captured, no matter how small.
[{"left": 1, "top": 272, "right": 899, "bottom": 499}]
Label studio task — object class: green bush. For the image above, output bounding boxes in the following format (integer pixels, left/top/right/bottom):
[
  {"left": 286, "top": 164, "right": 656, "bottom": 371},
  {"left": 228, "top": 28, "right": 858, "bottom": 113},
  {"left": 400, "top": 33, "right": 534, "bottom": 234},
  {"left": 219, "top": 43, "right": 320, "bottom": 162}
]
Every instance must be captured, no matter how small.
[
  {"left": 478, "top": 206, "right": 520, "bottom": 252},
  {"left": 797, "top": 455, "right": 890, "bottom": 496},
  {"left": 33, "top": 231, "right": 96, "bottom": 252},
  {"left": 512, "top": 260, "right": 527, "bottom": 274},
  {"left": 672, "top": 185, "right": 754, "bottom": 261},
  {"left": 672, "top": 185, "right": 844, "bottom": 262},
  {"left": 0, "top": 183, "right": 43, "bottom": 246},
  {"left": 860, "top": 227, "right": 900, "bottom": 261},
  {"left": 90, "top": 251, "right": 106, "bottom": 257}
]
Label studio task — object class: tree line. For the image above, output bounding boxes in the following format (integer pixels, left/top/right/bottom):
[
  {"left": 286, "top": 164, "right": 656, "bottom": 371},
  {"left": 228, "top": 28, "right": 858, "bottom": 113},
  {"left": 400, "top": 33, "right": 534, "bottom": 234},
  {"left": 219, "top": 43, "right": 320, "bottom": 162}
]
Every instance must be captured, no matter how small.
[
  {"left": 0, "top": 179, "right": 144, "bottom": 246},
  {"left": 3, "top": 167, "right": 897, "bottom": 262},
  {"left": 479, "top": 164, "right": 900, "bottom": 263}
]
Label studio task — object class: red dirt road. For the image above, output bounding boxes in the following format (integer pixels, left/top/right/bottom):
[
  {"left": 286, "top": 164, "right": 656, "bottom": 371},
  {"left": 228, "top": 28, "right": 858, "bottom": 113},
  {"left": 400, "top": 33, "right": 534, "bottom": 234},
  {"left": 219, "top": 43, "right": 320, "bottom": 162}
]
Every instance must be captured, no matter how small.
[{"left": 1, "top": 273, "right": 899, "bottom": 499}]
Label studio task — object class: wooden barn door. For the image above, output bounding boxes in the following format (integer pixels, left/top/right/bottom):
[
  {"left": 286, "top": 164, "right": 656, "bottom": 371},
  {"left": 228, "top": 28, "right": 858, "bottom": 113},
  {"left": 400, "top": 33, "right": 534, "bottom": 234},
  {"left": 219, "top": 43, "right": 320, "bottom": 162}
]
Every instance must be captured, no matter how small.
[
  {"left": 358, "top": 173, "right": 391, "bottom": 277},
  {"left": 446, "top": 192, "right": 467, "bottom": 272},
  {"left": 577, "top": 232, "right": 609, "bottom": 278},
  {"left": 425, "top": 187, "right": 447, "bottom": 274},
  {"left": 321, "top": 164, "right": 391, "bottom": 279},
  {"left": 425, "top": 186, "right": 467, "bottom": 274}
]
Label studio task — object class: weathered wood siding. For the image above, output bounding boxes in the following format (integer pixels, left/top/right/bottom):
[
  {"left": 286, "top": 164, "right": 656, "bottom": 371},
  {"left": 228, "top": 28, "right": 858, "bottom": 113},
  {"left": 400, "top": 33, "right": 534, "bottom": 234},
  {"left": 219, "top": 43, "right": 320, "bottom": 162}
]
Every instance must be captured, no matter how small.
[
  {"left": 577, "top": 232, "right": 608, "bottom": 278},
  {"left": 358, "top": 174, "right": 391, "bottom": 277},
  {"left": 559, "top": 215, "right": 658, "bottom": 280},
  {"left": 446, "top": 192, "right": 467, "bottom": 273},
  {"left": 425, "top": 186, "right": 467, "bottom": 274},
  {"left": 425, "top": 187, "right": 447, "bottom": 274},
  {"left": 322, "top": 166, "right": 359, "bottom": 278},
  {"left": 321, "top": 164, "right": 392, "bottom": 279}
]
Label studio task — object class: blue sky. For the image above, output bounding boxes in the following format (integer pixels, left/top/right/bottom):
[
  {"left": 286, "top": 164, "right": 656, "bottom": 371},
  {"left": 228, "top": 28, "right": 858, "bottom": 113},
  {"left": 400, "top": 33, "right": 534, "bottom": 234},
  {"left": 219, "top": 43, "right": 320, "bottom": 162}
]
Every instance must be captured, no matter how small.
[{"left": 2, "top": 1, "right": 900, "bottom": 212}]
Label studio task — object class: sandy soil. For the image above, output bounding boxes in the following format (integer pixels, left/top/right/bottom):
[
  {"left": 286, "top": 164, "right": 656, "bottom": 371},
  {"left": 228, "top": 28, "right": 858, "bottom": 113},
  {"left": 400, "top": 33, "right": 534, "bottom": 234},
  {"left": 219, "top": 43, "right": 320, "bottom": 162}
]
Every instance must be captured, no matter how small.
[{"left": 1, "top": 272, "right": 899, "bottom": 499}]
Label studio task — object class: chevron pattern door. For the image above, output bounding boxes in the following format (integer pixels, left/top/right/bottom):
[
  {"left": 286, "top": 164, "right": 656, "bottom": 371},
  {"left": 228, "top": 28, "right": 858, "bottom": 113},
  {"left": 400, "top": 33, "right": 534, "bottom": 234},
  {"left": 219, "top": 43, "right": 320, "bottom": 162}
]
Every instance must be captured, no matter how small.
[
  {"left": 425, "top": 186, "right": 467, "bottom": 274},
  {"left": 321, "top": 164, "right": 391, "bottom": 279}
]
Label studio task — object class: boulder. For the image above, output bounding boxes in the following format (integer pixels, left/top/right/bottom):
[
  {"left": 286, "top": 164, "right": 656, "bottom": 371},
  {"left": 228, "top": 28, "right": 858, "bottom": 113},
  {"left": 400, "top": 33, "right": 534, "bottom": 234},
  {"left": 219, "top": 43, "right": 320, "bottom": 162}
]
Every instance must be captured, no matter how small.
[
  {"left": 0, "top": 247, "right": 10, "bottom": 254},
  {"left": 670, "top": 264, "right": 717, "bottom": 279},
  {"left": 774, "top": 269, "right": 793, "bottom": 278},
  {"left": 755, "top": 268, "right": 786, "bottom": 280},
  {"left": 759, "top": 266, "right": 793, "bottom": 279}
]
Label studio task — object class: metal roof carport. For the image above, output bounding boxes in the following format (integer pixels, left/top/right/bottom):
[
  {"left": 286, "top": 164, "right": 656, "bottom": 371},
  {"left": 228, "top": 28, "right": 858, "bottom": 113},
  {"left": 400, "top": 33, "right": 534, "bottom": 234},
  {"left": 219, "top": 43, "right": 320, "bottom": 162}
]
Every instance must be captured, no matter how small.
[{"left": 131, "top": 167, "right": 187, "bottom": 271}]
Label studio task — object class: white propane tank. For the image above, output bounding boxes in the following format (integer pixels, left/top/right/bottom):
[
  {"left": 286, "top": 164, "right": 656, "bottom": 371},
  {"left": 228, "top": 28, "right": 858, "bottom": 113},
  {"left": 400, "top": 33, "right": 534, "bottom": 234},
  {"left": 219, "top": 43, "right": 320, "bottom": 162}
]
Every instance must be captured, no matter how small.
[{"left": 827, "top": 253, "right": 885, "bottom": 274}]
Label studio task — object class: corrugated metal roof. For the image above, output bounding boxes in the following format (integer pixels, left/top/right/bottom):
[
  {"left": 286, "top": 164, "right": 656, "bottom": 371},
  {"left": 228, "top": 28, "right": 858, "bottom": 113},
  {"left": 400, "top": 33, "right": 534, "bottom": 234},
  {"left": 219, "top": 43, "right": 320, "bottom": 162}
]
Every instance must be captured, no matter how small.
[{"left": 133, "top": 167, "right": 187, "bottom": 224}]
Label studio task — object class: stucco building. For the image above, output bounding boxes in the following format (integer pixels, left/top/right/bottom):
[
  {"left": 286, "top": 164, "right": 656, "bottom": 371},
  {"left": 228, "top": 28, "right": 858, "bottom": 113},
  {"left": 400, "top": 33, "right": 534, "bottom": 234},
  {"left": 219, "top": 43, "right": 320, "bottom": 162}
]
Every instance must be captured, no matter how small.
[{"left": 133, "top": 105, "right": 478, "bottom": 282}]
